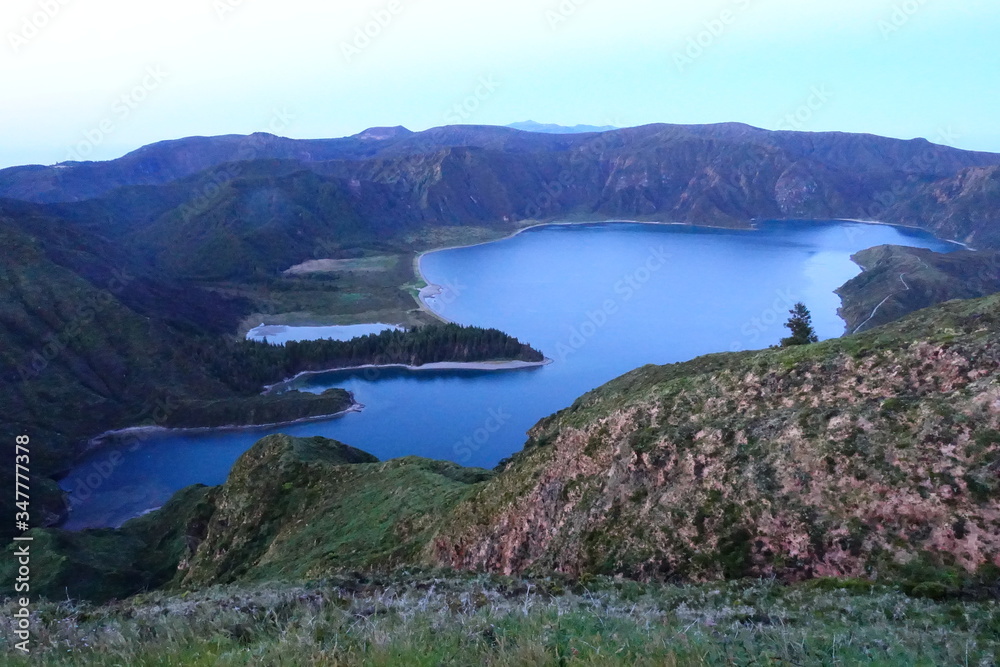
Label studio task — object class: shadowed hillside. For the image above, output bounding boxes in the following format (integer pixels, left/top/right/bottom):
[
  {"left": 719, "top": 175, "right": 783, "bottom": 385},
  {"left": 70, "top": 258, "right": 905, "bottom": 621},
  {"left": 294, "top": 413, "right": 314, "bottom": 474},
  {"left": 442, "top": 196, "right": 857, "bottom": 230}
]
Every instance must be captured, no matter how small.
[
  {"left": 4, "top": 124, "right": 1000, "bottom": 268},
  {"left": 0, "top": 197, "right": 540, "bottom": 541},
  {"left": 13, "top": 293, "right": 1000, "bottom": 606},
  {"left": 838, "top": 245, "right": 1000, "bottom": 332}
]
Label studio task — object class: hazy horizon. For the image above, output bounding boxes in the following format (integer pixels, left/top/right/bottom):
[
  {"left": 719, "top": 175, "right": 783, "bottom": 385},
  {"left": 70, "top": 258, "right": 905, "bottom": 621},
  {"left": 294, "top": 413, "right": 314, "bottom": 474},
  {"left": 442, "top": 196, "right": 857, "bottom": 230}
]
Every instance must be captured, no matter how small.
[
  {"left": 2, "top": 0, "right": 999, "bottom": 169},
  {"left": 4, "top": 118, "right": 999, "bottom": 171}
]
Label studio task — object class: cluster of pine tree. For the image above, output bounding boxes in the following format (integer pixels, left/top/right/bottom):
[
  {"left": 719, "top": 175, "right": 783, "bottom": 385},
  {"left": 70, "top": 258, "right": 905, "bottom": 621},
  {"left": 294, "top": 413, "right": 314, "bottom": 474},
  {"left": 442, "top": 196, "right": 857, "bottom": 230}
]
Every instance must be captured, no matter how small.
[{"left": 194, "top": 324, "right": 544, "bottom": 395}]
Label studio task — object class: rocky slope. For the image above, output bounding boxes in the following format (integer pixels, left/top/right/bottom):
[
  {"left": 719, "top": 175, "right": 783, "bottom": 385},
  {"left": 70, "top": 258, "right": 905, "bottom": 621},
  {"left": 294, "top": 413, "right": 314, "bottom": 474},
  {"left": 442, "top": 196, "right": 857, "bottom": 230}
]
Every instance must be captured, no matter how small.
[
  {"left": 887, "top": 166, "right": 1000, "bottom": 249},
  {"left": 838, "top": 245, "right": 1000, "bottom": 333},
  {"left": 4, "top": 435, "right": 491, "bottom": 602},
  {"left": 4, "top": 124, "right": 1000, "bottom": 284},
  {"left": 176, "top": 435, "right": 491, "bottom": 589},
  {"left": 430, "top": 294, "right": 1000, "bottom": 583}
]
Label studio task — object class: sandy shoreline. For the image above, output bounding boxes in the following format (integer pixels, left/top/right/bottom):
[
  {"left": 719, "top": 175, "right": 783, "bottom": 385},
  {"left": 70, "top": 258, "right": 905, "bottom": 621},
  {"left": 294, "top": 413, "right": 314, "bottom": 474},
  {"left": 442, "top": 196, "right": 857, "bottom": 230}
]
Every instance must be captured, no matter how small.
[
  {"left": 264, "top": 358, "right": 554, "bottom": 394},
  {"left": 84, "top": 403, "right": 366, "bottom": 451},
  {"left": 827, "top": 218, "right": 974, "bottom": 250},
  {"left": 82, "top": 356, "right": 553, "bottom": 452},
  {"left": 415, "top": 219, "right": 689, "bottom": 275},
  {"left": 416, "top": 283, "right": 452, "bottom": 323}
]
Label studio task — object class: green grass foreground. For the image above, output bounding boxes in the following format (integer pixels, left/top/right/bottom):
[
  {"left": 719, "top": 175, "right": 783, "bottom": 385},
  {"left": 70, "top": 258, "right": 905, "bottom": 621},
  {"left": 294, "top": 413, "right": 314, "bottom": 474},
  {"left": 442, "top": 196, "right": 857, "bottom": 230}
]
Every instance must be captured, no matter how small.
[{"left": 2, "top": 574, "right": 998, "bottom": 665}]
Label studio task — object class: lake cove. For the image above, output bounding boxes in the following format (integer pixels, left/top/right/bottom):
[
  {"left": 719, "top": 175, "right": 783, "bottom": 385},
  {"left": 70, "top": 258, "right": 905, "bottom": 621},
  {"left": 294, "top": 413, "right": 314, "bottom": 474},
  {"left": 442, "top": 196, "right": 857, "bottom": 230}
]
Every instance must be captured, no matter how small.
[
  {"left": 246, "top": 323, "right": 403, "bottom": 345},
  {"left": 61, "top": 220, "right": 958, "bottom": 529}
]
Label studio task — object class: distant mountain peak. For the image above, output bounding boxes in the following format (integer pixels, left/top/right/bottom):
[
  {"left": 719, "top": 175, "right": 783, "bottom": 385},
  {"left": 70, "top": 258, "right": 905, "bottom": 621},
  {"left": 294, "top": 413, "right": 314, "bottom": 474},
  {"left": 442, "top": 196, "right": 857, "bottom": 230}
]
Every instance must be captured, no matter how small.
[
  {"left": 507, "top": 121, "right": 618, "bottom": 134},
  {"left": 352, "top": 126, "right": 414, "bottom": 140}
]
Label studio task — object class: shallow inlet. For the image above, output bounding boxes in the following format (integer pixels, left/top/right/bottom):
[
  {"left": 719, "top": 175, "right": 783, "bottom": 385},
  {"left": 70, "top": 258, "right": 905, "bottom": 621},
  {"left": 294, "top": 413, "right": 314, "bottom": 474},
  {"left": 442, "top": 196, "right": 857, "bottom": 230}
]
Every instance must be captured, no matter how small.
[
  {"left": 61, "top": 220, "right": 959, "bottom": 529},
  {"left": 246, "top": 323, "right": 402, "bottom": 345}
]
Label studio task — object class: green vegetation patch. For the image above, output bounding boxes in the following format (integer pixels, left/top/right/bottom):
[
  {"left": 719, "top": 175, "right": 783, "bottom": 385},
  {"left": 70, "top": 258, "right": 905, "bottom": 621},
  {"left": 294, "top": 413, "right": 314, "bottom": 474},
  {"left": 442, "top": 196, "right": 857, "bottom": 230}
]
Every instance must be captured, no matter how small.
[
  {"left": 3, "top": 575, "right": 998, "bottom": 666},
  {"left": 0, "top": 485, "right": 215, "bottom": 604}
]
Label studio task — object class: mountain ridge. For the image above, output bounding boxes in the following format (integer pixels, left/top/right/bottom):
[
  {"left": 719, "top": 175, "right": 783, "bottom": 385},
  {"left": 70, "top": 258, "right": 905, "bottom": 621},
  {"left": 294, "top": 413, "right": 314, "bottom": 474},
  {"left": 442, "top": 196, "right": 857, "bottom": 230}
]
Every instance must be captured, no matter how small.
[
  {"left": 6, "top": 123, "right": 1000, "bottom": 215},
  {"left": 507, "top": 121, "right": 619, "bottom": 134},
  {"left": 6, "top": 123, "right": 997, "bottom": 289}
]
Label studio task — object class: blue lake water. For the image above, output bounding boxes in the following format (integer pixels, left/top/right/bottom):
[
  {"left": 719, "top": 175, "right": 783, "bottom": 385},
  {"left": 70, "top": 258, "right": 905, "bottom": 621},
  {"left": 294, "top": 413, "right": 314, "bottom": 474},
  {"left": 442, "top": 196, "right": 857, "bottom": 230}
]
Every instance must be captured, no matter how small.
[
  {"left": 246, "top": 323, "right": 402, "bottom": 344},
  {"left": 61, "top": 221, "right": 959, "bottom": 529}
]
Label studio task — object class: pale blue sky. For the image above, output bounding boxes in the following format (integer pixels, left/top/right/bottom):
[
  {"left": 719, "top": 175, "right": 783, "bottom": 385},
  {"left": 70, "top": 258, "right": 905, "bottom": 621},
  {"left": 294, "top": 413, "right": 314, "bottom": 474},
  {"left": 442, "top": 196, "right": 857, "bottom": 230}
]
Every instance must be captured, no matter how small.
[{"left": 1, "top": 0, "right": 998, "bottom": 168}]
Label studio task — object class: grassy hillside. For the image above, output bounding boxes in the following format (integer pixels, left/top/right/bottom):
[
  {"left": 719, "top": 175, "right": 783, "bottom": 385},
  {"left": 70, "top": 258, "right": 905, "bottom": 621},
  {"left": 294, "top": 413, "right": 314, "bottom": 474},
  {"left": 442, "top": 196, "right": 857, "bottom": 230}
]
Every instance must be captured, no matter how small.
[
  {"left": 1, "top": 485, "right": 215, "bottom": 604},
  {"left": 12, "top": 293, "right": 1000, "bottom": 607},
  {"left": 125, "top": 170, "right": 416, "bottom": 282},
  {"left": 0, "top": 207, "right": 240, "bottom": 535},
  {"left": 837, "top": 245, "right": 1000, "bottom": 332},
  {"left": 3, "top": 435, "right": 490, "bottom": 603},
  {"left": 431, "top": 294, "right": 1000, "bottom": 586},
  {"left": 0, "top": 199, "right": 540, "bottom": 541},
  {"left": 6, "top": 295, "right": 1000, "bottom": 663},
  {"left": 3, "top": 573, "right": 999, "bottom": 665},
  {"left": 177, "top": 436, "right": 491, "bottom": 589}
]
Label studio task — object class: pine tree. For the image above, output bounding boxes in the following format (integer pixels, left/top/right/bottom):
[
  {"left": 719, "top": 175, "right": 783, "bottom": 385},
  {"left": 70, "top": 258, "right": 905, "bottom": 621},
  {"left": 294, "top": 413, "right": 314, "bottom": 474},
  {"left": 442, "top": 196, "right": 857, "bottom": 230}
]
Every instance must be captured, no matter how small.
[{"left": 780, "top": 302, "right": 819, "bottom": 347}]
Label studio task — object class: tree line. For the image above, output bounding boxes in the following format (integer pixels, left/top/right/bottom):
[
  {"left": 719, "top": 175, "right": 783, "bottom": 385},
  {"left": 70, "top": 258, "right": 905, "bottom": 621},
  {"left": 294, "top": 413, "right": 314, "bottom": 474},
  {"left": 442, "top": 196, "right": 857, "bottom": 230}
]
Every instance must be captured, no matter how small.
[{"left": 193, "top": 324, "right": 544, "bottom": 395}]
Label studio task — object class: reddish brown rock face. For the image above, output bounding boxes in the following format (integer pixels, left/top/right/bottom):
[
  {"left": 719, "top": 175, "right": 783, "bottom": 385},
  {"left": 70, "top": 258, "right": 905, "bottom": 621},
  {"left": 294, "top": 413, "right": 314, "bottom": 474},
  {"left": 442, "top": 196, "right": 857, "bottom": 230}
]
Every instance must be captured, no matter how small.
[{"left": 429, "top": 297, "right": 1000, "bottom": 583}]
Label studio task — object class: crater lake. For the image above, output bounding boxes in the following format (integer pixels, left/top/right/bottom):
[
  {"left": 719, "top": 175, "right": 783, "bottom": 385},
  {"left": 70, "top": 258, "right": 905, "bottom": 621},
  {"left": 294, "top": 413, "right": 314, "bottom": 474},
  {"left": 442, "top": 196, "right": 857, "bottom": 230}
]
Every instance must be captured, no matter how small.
[{"left": 61, "top": 220, "right": 959, "bottom": 529}]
